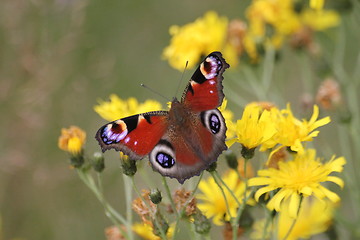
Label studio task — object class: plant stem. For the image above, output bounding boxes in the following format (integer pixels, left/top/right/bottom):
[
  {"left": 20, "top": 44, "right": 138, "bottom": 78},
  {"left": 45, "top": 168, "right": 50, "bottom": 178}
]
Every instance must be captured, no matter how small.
[
  {"left": 210, "top": 171, "right": 233, "bottom": 219},
  {"left": 123, "top": 174, "right": 134, "bottom": 240},
  {"left": 162, "top": 176, "right": 178, "bottom": 216},
  {"left": 77, "top": 169, "right": 129, "bottom": 239},
  {"left": 131, "top": 177, "right": 167, "bottom": 240}
]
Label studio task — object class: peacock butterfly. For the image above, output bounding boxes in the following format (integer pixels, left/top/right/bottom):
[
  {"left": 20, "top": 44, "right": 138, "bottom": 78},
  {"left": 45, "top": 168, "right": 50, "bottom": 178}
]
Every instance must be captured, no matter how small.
[{"left": 95, "top": 52, "right": 229, "bottom": 183}]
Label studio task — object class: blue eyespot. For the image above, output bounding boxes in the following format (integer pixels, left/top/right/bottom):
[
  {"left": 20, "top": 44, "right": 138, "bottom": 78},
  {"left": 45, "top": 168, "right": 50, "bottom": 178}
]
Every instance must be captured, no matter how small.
[
  {"left": 209, "top": 114, "right": 221, "bottom": 134},
  {"left": 156, "top": 152, "right": 175, "bottom": 168}
]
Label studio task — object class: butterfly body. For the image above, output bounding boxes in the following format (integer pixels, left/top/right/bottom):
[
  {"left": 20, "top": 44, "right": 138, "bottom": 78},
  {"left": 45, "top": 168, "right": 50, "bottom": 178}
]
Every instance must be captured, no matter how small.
[{"left": 96, "top": 52, "right": 229, "bottom": 183}]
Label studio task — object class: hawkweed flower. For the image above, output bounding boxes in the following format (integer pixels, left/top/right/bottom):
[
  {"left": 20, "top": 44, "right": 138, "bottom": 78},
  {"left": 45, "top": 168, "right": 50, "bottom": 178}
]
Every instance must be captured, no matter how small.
[
  {"left": 310, "top": 0, "right": 325, "bottom": 11},
  {"left": 94, "top": 94, "right": 162, "bottom": 121},
  {"left": 173, "top": 189, "right": 197, "bottom": 217},
  {"left": 58, "top": 126, "right": 86, "bottom": 155},
  {"left": 58, "top": 126, "right": 86, "bottom": 167},
  {"left": 132, "top": 222, "right": 174, "bottom": 240},
  {"left": 248, "top": 148, "right": 346, "bottom": 218},
  {"left": 162, "top": 11, "right": 238, "bottom": 71},
  {"left": 197, "top": 170, "right": 252, "bottom": 225},
  {"left": 227, "top": 102, "right": 277, "bottom": 152},
  {"left": 262, "top": 104, "right": 331, "bottom": 155},
  {"left": 251, "top": 197, "right": 335, "bottom": 240},
  {"left": 316, "top": 78, "right": 342, "bottom": 110}
]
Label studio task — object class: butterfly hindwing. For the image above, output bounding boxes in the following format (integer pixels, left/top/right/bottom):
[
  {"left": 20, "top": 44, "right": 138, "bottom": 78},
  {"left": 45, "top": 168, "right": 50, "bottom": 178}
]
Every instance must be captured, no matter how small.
[
  {"left": 95, "top": 111, "right": 169, "bottom": 160},
  {"left": 148, "top": 108, "right": 227, "bottom": 183},
  {"left": 182, "top": 52, "right": 229, "bottom": 111}
]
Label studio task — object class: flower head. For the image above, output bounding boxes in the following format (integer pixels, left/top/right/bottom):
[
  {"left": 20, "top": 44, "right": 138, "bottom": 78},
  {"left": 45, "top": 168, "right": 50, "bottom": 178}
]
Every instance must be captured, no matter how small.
[
  {"left": 251, "top": 197, "right": 336, "bottom": 240},
  {"left": 227, "top": 102, "right": 277, "bottom": 149},
  {"left": 248, "top": 148, "right": 346, "bottom": 218},
  {"left": 262, "top": 104, "right": 331, "bottom": 154},
  {"left": 94, "top": 94, "right": 162, "bottom": 121},
  {"left": 58, "top": 126, "right": 86, "bottom": 155},
  {"left": 132, "top": 190, "right": 156, "bottom": 225},
  {"left": 197, "top": 171, "right": 251, "bottom": 225},
  {"left": 132, "top": 222, "right": 174, "bottom": 240},
  {"left": 316, "top": 78, "right": 342, "bottom": 110},
  {"left": 163, "top": 11, "right": 237, "bottom": 71}
]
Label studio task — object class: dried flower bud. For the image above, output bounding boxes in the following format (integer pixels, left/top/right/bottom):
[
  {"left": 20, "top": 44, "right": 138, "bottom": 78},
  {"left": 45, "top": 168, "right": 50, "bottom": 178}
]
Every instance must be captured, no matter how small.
[
  {"left": 227, "top": 19, "right": 247, "bottom": 54},
  {"left": 173, "top": 189, "right": 197, "bottom": 217},
  {"left": 150, "top": 188, "right": 162, "bottom": 204},
  {"left": 223, "top": 222, "right": 244, "bottom": 240},
  {"left": 105, "top": 225, "right": 126, "bottom": 240},
  {"left": 316, "top": 78, "right": 342, "bottom": 110}
]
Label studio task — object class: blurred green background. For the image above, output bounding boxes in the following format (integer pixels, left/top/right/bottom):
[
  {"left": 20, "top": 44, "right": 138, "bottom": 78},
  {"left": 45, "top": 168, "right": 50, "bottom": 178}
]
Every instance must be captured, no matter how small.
[{"left": 1, "top": 0, "right": 359, "bottom": 239}]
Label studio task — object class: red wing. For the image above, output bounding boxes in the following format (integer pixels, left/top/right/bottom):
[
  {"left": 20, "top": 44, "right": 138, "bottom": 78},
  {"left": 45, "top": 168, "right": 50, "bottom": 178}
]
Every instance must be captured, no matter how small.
[
  {"left": 182, "top": 52, "right": 229, "bottom": 112},
  {"left": 95, "top": 111, "right": 169, "bottom": 160}
]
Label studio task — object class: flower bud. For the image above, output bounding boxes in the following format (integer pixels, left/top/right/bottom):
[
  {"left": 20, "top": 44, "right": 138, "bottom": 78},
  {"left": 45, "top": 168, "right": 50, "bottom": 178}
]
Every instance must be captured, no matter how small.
[
  {"left": 92, "top": 152, "right": 105, "bottom": 172},
  {"left": 193, "top": 210, "right": 211, "bottom": 235},
  {"left": 206, "top": 162, "right": 217, "bottom": 172},
  {"left": 149, "top": 188, "right": 162, "bottom": 204},
  {"left": 152, "top": 212, "right": 169, "bottom": 237},
  {"left": 241, "top": 145, "right": 255, "bottom": 160},
  {"left": 69, "top": 153, "right": 84, "bottom": 168},
  {"left": 121, "top": 157, "right": 137, "bottom": 176},
  {"left": 225, "top": 150, "right": 238, "bottom": 170}
]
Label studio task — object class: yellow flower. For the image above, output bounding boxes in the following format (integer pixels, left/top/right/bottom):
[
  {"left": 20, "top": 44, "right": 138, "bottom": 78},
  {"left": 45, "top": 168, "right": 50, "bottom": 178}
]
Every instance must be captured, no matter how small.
[
  {"left": 227, "top": 103, "right": 277, "bottom": 149},
  {"left": 251, "top": 197, "right": 335, "bottom": 240},
  {"left": 197, "top": 171, "right": 252, "bottom": 225},
  {"left": 218, "top": 98, "right": 236, "bottom": 139},
  {"left": 248, "top": 148, "right": 346, "bottom": 218},
  {"left": 310, "top": 0, "right": 324, "bottom": 11},
  {"left": 94, "top": 94, "right": 162, "bottom": 121},
  {"left": 262, "top": 104, "right": 331, "bottom": 154},
  {"left": 162, "top": 11, "right": 238, "bottom": 71},
  {"left": 301, "top": 9, "right": 340, "bottom": 30},
  {"left": 58, "top": 126, "right": 86, "bottom": 154},
  {"left": 132, "top": 222, "right": 174, "bottom": 240}
]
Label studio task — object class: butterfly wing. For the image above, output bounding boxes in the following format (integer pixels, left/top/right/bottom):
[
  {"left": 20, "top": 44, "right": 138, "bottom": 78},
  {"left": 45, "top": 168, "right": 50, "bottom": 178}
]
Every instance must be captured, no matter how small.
[
  {"left": 148, "top": 108, "right": 227, "bottom": 183},
  {"left": 95, "top": 111, "right": 169, "bottom": 160},
  {"left": 182, "top": 52, "right": 229, "bottom": 111}
]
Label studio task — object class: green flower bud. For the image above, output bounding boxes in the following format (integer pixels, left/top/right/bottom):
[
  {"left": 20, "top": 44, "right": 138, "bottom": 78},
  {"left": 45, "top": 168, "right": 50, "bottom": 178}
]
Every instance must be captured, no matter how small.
[
  {"left": 225, "top": 150, "right": 238, "bottom": 169},
  {"left": 206, "top": 162, "right": 217, "bottom": 172},
  {"left": 193, "top": 210, "right": 211, "bottom": 235},
  {"left": 241, "top": 145, "right": 255, "bottom": 160},
  {"left": 152, "top": 212, "right": 169, "bottom": 237},
  {"left": 92, "top": 152, "right": 105, "bottom": 172},
  {"left": 149, "top": 188, "right": 162, "bottom": 204},
  {"left": 121, "top": 158, "right": 137, "bottom": 176},
  {"left": 69, "top": 152, "right": 84, "bottom": 168}
]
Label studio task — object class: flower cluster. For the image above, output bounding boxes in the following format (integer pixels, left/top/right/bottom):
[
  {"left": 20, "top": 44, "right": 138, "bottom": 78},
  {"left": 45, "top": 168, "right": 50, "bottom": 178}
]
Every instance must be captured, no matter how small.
[{"left": 163, "top": 2, "right": 340, "bottom": 69}]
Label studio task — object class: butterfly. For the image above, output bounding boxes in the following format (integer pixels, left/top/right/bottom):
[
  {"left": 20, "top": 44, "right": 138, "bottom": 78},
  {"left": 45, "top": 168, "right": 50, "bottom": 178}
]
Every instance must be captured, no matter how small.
[{"left": 95, "top": 52, "right": 229, "bottom": 183}]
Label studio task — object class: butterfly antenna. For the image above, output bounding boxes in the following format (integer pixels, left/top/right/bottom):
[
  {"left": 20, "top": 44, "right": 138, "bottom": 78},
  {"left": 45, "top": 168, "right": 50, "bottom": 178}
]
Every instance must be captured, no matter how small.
[
  {"left": 174, "top": 61, "right": 189, "bottom": 98},
  {"left": 140, "top": 83, "right": 171, "bottom": 102}
]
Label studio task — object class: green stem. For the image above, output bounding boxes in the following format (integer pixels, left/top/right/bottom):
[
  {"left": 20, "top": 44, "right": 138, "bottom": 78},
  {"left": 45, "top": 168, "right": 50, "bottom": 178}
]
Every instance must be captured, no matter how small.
[
  {"left": 261, "top": 210, "right": 272, "bottom": 240},
  {"left": 162, "top": 176, "right": 178, "bottom": 216},
  {"left": 123, "top": 174, "right": 134, "bottom": 240},
  {"left": 232, "top": 159, "right": 248, "bottom": 240},
  {"left": 171, "top": 173, "right": 204, "bottom": 240},
  {"left": 210, "top": 171, "right": 233, "bottom": 219},
  {"left": 213, "top": 171, "right": 241, "bottom": 206},
  {"left": 131, "top": 177, "right": 167, "bottom": 240},
  {"left": 77, "top": 169, "right": 129, "bottom": 239}
]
